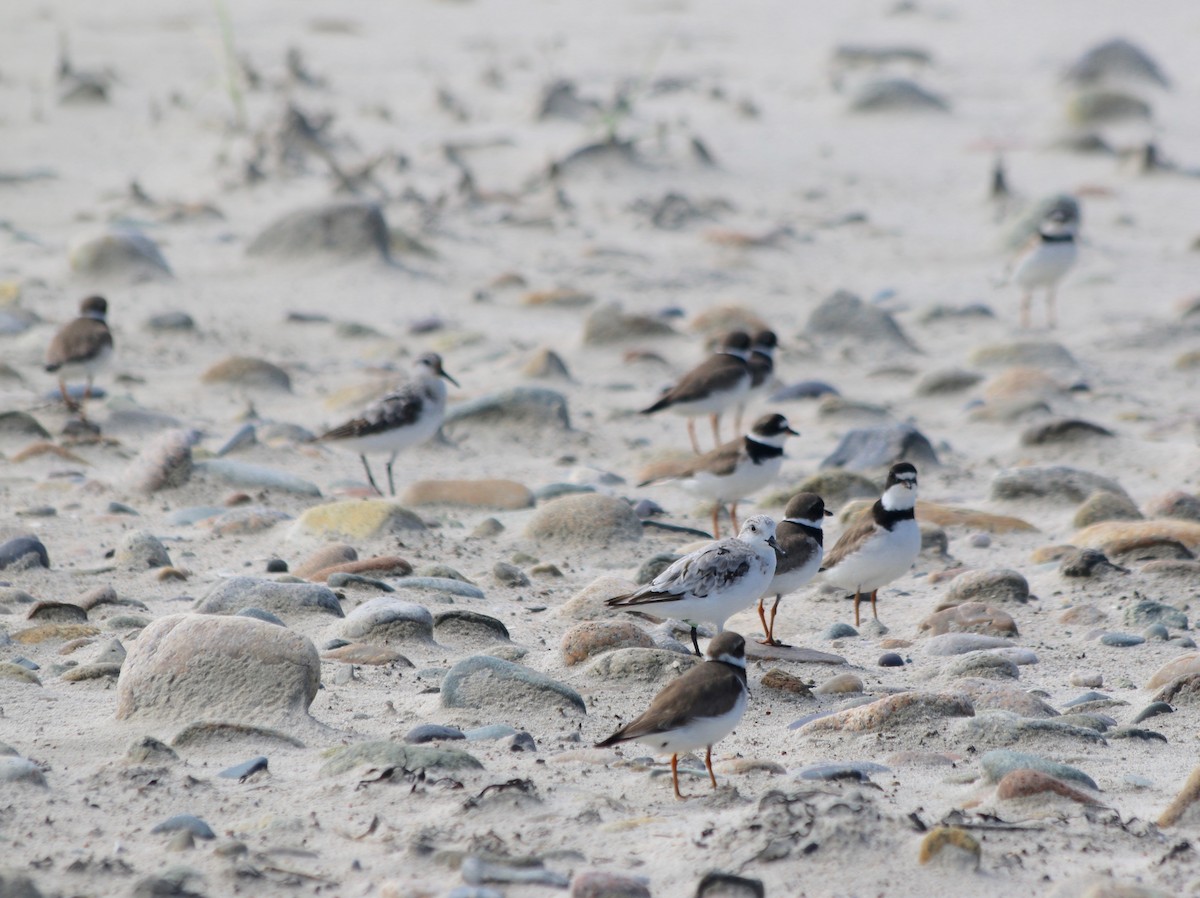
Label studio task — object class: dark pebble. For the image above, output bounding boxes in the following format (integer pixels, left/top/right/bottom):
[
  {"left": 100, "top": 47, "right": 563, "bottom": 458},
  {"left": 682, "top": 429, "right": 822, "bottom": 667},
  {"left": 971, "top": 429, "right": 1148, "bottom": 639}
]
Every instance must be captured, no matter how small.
[
  {"left": 266, "top": 558, "right": 288, "bottom": 573},
  {"left": 507, "top": 732, "right": 537, "bottom": 752},
  {"left": 107, "top": 502, "right": 140, "bottom": 515},
  {"left": 405, "top": 724, "right": 466, "bottom": 744},
  {"left": 327, "top": 572, "right": 394, "bottom": 592},
  {"left": 1132, "top": 702, "right": 1174, "bottom": 724},
  {"left": 0, "top": 536, "right": 49, "bottom": 571},
  {"left": 234, "top": 608, "right": 286, "bottom": 627},
  {"left": 633, "top": 498, "right": 666, "bottom": 518},
  {"left": 1143, "top": 624, "right": 1169, "bottom": 641},
  {"left": 797, "top": 761, "right": 889, "bottom": 782},
  {"left": 146, "top": 311, "right": 196, "bottom": 331},
  {"left": 218, "top": 756, "right": 268, "bottom": 780},
  {"left": 1100, "top": 632, "right": 1145, "bottom": 647},
  {"left": 878, "top": 652, "right": 905, "bottom": 667},
  {"left": 696, "top": 871, "right": 765, "bottom": 898},
  {"left": 150, "top": 815, "right": 216, "bottom": 839},
  {"left": 770, "top": 380, "right": 839, "bottom": 402},
  {"left": 822, "top": 622, "right": 858, "bottom": 639},
  {"left": 1063, "top": 691, "right": 1111, "bottom": 708},
  {"left": 13, "top": 657, "right": 39, "bottom": 670},
  {"left": 1108, "top": 727, "right": 1167, "bottom": 743},
  {"left": 637, "top": 553, "right": 681, "bottom": 584},
  {"left": 323, "top": 638, "right": 352, "bottom": 651}
]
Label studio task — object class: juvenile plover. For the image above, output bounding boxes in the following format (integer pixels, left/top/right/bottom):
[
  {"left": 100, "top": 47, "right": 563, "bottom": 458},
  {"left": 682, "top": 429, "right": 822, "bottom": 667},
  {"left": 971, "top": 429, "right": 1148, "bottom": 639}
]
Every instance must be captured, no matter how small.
[
  {"left": 595, "top": 630, "right": 748, "bottom": 800},
  {"left": 757, "top": 491, "right": 830, "bottom": 646},
  {"left": 639, "top": 412, "right": 797, "bottom": 538},
  {"left": 734, "top": 329, "right": 777, "bottom": 434},
  {"left": 640, "top": 331, "right": 751, "bottom": 454},
  {"left": 44, "top": 295, "right": 114, "bottom": 420},
  {"left": 319, "top": 352, "right": 458, "bottom": 496},
  {"left": 607, "top": 514, "right": 780, "bottom": 655},
  {"left": 820, "top": 462, "right": 920, "bottom": 628},
  {"left": 1013, "top": 206, "right": 1078, "bottom": 329}
]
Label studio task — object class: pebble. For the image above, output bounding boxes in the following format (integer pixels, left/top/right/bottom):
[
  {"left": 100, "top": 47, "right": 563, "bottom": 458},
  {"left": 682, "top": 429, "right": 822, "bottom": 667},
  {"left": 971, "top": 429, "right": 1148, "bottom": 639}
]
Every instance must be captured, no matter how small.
[
  {"left": 915, "top": 368, "right": 983, "bottom": 396},
  {"left": 695, "top": 872, "right": 765, "bottom": 898},
  {"left": 822, "top": 623, "right": 858, "bottom": 640},
  {"left": 980, "top": 750, "right": 1098, "bottom": 790},
  {"left": 878, "top": 652, "right": 904, "bottom": 667},
  {"left": 1072, "top": 490, "right": 1142, "bottom": 528},
  {"left": 196, "top": 459, "right": 319, "bottom": 495},
  {"left": 917, "top": 827, "right": 980, "bottom": 870},
  {"left": 401, "top": 479, "right": 535, "bottom": 510},
  {"left": 321, "top": 740, "right": 482, "bottom": 776},
  {"left": 0, "top": 662, "right": 41, "bottom": 684},
  {"left": 218, "top": 756, "right": 269, "bottom": 780},
  {"left": 290, "top": 500, "right": 425, "bottom": 540},
  {"left": 465, "top": 725, "right": 519, "bottom": 742},
  {"left": 813, "top": 673, "right": 864, "bottom": 695},
  {"left": 798, "top": 692, "right": 973, "bottom": 734},
  {"left": 1108, "top": 727, "right": 1166, "bottom": 743},
  {"left": 116, "top": 614, "right": 320, "bottom": 725},
  {"left": 493, "top": 561, "right": 530, "bottom": 587},
  {"left": 433, "top": 610, "right": 510, "bottom": 642},
  {"left": 636, "top": 553, "right": 680, "bottom": 584},
  {"left": 211, "top": 507, "right": 291, "bottom": 536},
  {"left": 150, "top": 815, "right": 216, "bottom": 840},
  {"left": 1125, "top": 600, "right": 1188, "bottom": 630},
  {"left": 1132, "top": 702, "right": 1173, "bottom": 724},
  {"left": 0, "top": 536, "right": 50, "bottom": 571},
  {"left": 247, "top": 201, "right": 389, "bottom": 260},
  {"left": 819, "top": 422, "right": 938, "bottom": 471},
  {"left": 581, "top": 302, "right": 677, "bottom": 344},
  {"left": 462, "top": 856, "right": 569, "bottom": 889},
  {"left": 586, "top": 648, "right": 699, "bottom": 683},
  {"left": 404, "top": 724, "right": 466, "bottom": 744},
  {"left": 761, "top": 668, "right": 813, "bottom": 695},
  {"left": 561, "top": 621, "right": 655, "bottom": 665},
  {"left": 524, "top": 493, "right": 642, "bottom": 547},
  {"left": 443, "top": 386, "right": 570, "bottom": 432},
  {"left": 442, "top": 655, "right": 585, "bottom": 713},
  {"left": 944, "top": 652, "right": 1019, "bottom": 680},
  {"left": 122, "top": 429, "right": 197, "bottom": 494},
  {"left": 1099, "top": 633, "right": 1144, "bottom": 647},
  {"left": 396, "top": 577, "right": 486, "bottom": 599},
  {"left": 69, "top": 227, "right": 172, "bottom": 281},
  {"left": 959, "top": 711, "right": 1107, "bottom": 748},
  {"left": 1152, "top": 673, "right": 1200, "bottom": 705},
  {"left": 955, "top": 681, "right": 1056, "bottom": 717},
  {"left": 507, "top": 732, "right": 537, "bottom": 752},
  {"left": 340, "top": 599, "right": 434, "bottom": 644},
  {"left": 0, "top": 756, "right": 47, "bottom": 786},
  {"left": 570, "top": 871, "right": 651, "bottom": 898},
  {"left": 1157, "top": 766, "right": 1200, "bottom": 827},
  {"left": 26, "top": 602, "right": 87, "bottom": 624},
  {"left": 1069, "top": 671, "right": 1103, "bottom": 688},
  {"left": 995, "top": 769, "right": 1099, "bottom": 805},
  {"left": 1060, "top": 548, "right": 1126, "bottom": 578},
  {"left": 145, "top": 310, "right": 195, "bottom": 331},
  {"left": 195, "top": 577, "right": 343, "bottom": 620},
  {"left": 1143, "top": 624, "right": 1170, "bottom": 641},
  {"left": 796, "top": 761, "right": 889, "bottom": 782},
  {"left": 924, "top": 633, "right": 1012, "bottom": 655},
  {"left": 991, "top": 465, "right": 1129, "bottom": 504},
  {"left": 114, "top": 531, "right": 172, "bottom": 570},
  {"left": 327, "top": 572, "right": 392, "bottom": 592},
  {"left": 944, "top": 568, "right": 1030, "bottom": 605},
  {"left": 471, "top": 518, "right": 505, "bottom": 538},
  {"left": 920, "top": 602, "right": 1017, "bottom": 637},
  {"left": 322, "top": 643, "right": 412, "bottom": 666},
  {"left": 1146, "top": 652, "right": 1200, "bottom": 688}
]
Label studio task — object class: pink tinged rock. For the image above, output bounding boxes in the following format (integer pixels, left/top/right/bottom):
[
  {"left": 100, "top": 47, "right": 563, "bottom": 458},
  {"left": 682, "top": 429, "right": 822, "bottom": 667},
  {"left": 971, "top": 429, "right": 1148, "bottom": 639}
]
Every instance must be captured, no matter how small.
[
  {"left": 1158, "top": 766, "right": 1200, "bottom": 827},
  {"left": 1146, "top": 652, "right": 1200, "bottom": 689},
  {"left": 995, "top": 769, "right": 1101, "bottom": 805},
  {"left": 560, "top": 620, "right": 655, "bottom": 666},
  {"left": 920, "top": 601, "right": 1018, "bottom": 637},
  {"left": 401, "top": 479, "right": 535, "bottom": 510},
  {"left": 293, "top": 544, "right": 358, "bottom": 579},
  {"left": 797, "top": 692, "right": 974, "bottom": 734}
]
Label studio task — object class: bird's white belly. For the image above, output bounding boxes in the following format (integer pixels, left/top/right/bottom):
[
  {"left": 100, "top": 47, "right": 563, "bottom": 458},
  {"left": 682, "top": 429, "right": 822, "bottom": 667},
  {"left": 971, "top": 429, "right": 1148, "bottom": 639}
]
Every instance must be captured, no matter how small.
[
  {"left": 768, "top": 551, "right": 822, "bottom": 597},
  {"left": 824, "top": 520, "right": 920, "bottom": 593},
  {"left": 1014, "top": 242, "right": 1077, "bottom": 289},
  {"left": 664, "top": 561, "right": 776, "bottom": 630},
  {"left": 633, "top": 690, "right": 747, "bottom": 755},
  {"left": 334, "top": 412, "right": 442, "bottom": 457},
  {"left": 57, "top": 345, "right": 113, "bottom": 381},
  {"left": 685, "top": 455, "right": 782, "bottom": 503}
]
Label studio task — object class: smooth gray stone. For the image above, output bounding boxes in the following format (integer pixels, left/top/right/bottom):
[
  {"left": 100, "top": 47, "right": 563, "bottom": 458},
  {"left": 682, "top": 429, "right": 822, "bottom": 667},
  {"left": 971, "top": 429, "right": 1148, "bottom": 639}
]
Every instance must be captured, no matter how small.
[
  {"left": 442, "top": 656, "right": 585, "bottom": 713},
  {"left": 990, "top": 465, "right": 1130, "bottom": 504},
  {"left": 944, "top": 652, "right": 1019, "bottom": 680},
  {"left": 166, "top": 506, "right": 225, "bottom": 526},
  {"left": 506, "top": 732, "right": 537, "bottom": 752},
  {"left": 218, "top": 757, "right": 268, "bottom": 780},
  {"left": 807, "top": 289, "right": 918, "bottom": 350},
  {"left": 247, "top": 201, "right": 390, "bottom": 261},
  {"left": 464, "top": 724, "right": 520, "bottom": 742},
  {"left": 1055, "top": 713, "right": 1116, "bottom": 732},
  {"left": 636, "top": 553, "right": 681, "bottom": 585},
  {"left": 235, "top": 608, "right": 286, "bottom": 627},
  {"left": 1063, "top": 691, "right": 1111, "bottom": 708},
  {"left": 1108, "top": 727, "right": 1167, "bottom": 743},
  {"left": 770, "top": 380, "right": 839, "bottom": 401},
  {"left": 0, "top": 537, "right": 49, "bottom": 571},
  {"left": 533, "top": 482, "right": 596, "bottom": 501},
  {"left": 146, "top": 311, "right": 196, "bottom": 331},
  {"left": 822, "top": 622, "right": 858, "bottom": 639},
  {"left": 961, "top": 712, "right": 1106, "bottom": 748},
  {"left": 461, "top": 856, "right": 569, "bottom": 888},
  {"left": 42, "top": 385, "right": 108, "bottom": 401},
  {"left": 796, "top": 761, "right": 889, "bottom": 782},
  {"left": 444, "top": 387, "right": 570, "bottom": 431},
  {"left": 878, "top": 652, "right": 905, "bottom": 667},
  {"left": 434, "top": 610, "right": 510, "bottom": 641},
  {"left": 150, "top": 815, "right": 216, "bottom": 839},
  {"left": 924, "top": 633, "right": 1011, "bottom": 656},
  {"left": 394, "top": 577, "right": 486, "bottom": 599},
  {"left": 12, "top": 657, "right": 39, "bottom": 670},
  {"left": 196, "top": 577, "right": 343, "bottom": 619},
  {"left": 819, "top": 423, "right": 938, "bottom": 471},
  {"left": 979, "top": 750, "right": 1098, "bottom": 790},
  {"left": 404, "top": 724, "right": 465, "bottom": 744},
  {"left": 1125, "top": 600, "right": 1188, "bottom": 630},
  {"left": 1132, "top": 702, "right": 1173, "bottom": 724},
  {"left": 341, "top": 598, "right": 434, "bottom": 643},
  {"left": 327, "top": 573, "right": 394, "bottom": 592},
  {"left": 787, "top": 696, "right": 877, "bottom": 730},
  {"left": 695, "top": 871, "right": 765, "bottom": 898},
  {"left": 1100, "top": 632, "right": 1145, "bottom": 647},
  {"left": 194, "top": 459, "right": 321, "bottom": 496},
  {"left": 1143, "top": 624, "right": 1170, "bottom": 641},
  {"left": 989, "top": 647, "right": 1039, "bottom": 665},
  {"left": 0, "top": 757, "right": 47, "bottom": 786},
  {"left": 320, "top": 740, "right": 482, "bottom": 775},
  {"left": 216, "top": 423, "right": 257, "bottom": 457}
]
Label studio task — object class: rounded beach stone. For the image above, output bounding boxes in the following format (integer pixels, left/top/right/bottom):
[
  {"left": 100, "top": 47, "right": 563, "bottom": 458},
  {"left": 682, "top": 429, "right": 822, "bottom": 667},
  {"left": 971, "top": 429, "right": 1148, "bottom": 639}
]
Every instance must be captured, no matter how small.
[
  {"left": 561, "top": 621, "right": 655, "bottom": 666},
  {"left": 290, "top": 500, "right": 425, "bottom": 541},
  {"left": 247, "top": 201, "right": 390, "bottom": 261},
  {"left": 201, "top": 356, "right": 292, "bottom": 392},
  {"left": 524, "top": 494, "right": 642, "bottom": 547},
  {"left": 813, "top": 673, "right": 863, "bottom": 695},
  {"left": 944, "top": 653, "right": 1019, "bottom": 680},
  {"left": 924, "top": 633, "right": 1012, "bottom": 656},
  {"left": 340, "top": 598, "right": 434, "bottom": 644},
  {"left": 798, "top": 692, "right": 973, "bottom": 734},
  {"left": 995, "top": 769, "right": 1099, "bottom": 805},
  {"left": 1072, "top": 491, "right": 1143, "bottom": 528},
  {"left": 1143, "top": 491, "right": 1200, "bottom": 522},
  {"left": 433, "top": 610, "right": 510, "bottom": 643},
  {"left": 194, "top": 577, "right": 343, "bottom": 620},
  {"left": 0, "top": 536, "right": 50, "bottom": 571},
  {"left": 1146, "top": 653, "right": 1200, "bottom": 689},
  {"left": 293, "top": 544, "right": 358, "bottom": 579},
  {"left": 320, "top": 740, "right": 482, "bottom": 776},
  {"left": 957, "top": 712, "right": 1105, "bottom": 749},
  {"left": 69, "top": 228, "right": 172, "bottom": 281},
  {"left": 0, "top": 757, "right": 48, "bottom": 786},
  {"left": 571, "top": 871, "right": 651, "bottom": 898},
  {"left": 991, "top": 466, "right": 1128, "bottom": 504},
  {"left": 917, "top": 826, "right": 979, "bottom": 870},
  {"left": 1157, "top": 766, "right": 1200, "bottom": 827},
  {"left": 1152, "top": 673, "right": 1200, "bottom": 705},
  {"left": 586, "top": 648, "right": 699, "bottom": 683},
  {"left": 401, "top": 479, "right": 534, "bottom": 510},
  {"left": 114, "top": 531, "right": 172, "bottom": 570},
  {"left": 115, "top": 614, "right": 320, "bottom": 724},
  {"left": 441, "top": 655, "right": 586, "bottom": 713},
  {"left": 121, "top": 429, "right": 195, "bottom": 493},
  {"left": 920, "top": 602, "right": 1017, "bottom": 637},
  {"left": 309, "top": 556, "right": 412, "bottom": 582},
  {"left": 944, "top": 568, "right": 1029, "bottom": 605}
]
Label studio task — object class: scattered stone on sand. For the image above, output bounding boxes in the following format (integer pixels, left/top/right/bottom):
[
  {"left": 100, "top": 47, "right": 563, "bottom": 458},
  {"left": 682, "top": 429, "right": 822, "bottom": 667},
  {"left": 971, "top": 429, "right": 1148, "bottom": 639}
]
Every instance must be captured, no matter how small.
[
  {"left": 979, "top": 750, "right": 1098, "bottom": 790},
  {"left": 1072, "top": 491, "right": 1143, "bottom": 528},
  {"left": 1151, "top": 673, "right": 1200, "bottom": 705},
  {"left": 433, "top": 610, "right": 510, "bottom": 643},
  {"left": 1021, "top": 418, "right": 1115, "bottom": 447},
  {"left": 952, "top": 681, "right": 1057, "bottom": 718},
  {"left": 1157, "top": 766, "right": 1200, "bottom": 827},
  {"left": 1069, "top": 671, "right": 1103, "bottom": 688},
  {"left": 917, "top": 502, "right": 1037, "bottom": 533},
  {"left": 308, "top": 556, "right": 412, "bottom": 582},
  {"left": 442, "top": 655, "right": 586, "bottom": 713},
  {"left": 321, "top": 740, "right": 483, "bottom": 775},
  {"left": 0, "top": 662, "right": 41, "bottom": 686},
  {"left": 210, "top": 507, "right": 292, "bottom": 536},
  {"left": 1064, "top": 38, "right": 1170, "bottom": 89},
  {"left": 494, "top": 561, "right": 528, "bottom": 587},
  {"left": 525, "top": 494, "right": 642, "bottom": 547},
  {"left": 402, "top": 479, "right": 535, "bottom": 509},
  {"left": 0, "top": 536, "right": 49, "bottom": 571},
  {"left": 404, "top": 724, "right": 466, "bottom": 744},
  {"left": 849, "top": 79, "right": 949, "bottom": 114},
  {"left": 200, "top": 356, "right": 292, "bottom": 391},
  {"left": 995, "top": 769, "right": 1100, "bottom": 805},
  {"left": 340, "top": 598, "right": 434, "bottom": 644},
  {"left": 13, "top": 624, "right": 99, "bottom": 645},
  {"left": 247, "top": 201, "right": 390, "bottom": 261},
  {"left": 918, "top": 826, "right": 979, "bottom": 870},
  {"left": 991, "top": 466, "right": 1130, "bottom": 504},
  {"left": 1143, "top": 491, "right": 1200, "bottom": 522},
  {"left": 115, "top": 614, "right": 320, "bottom": 725},
  {"left": 290, "top": 500, "right": 425, "bottom": 540},
  {"left": 561, "top": 621, "right": 655, "bottom": 666},
  {"left": 806, "top": 289, "right": 917, "bottom": 351},
  {"left": 944, "top": 652, "right": 1019, "bottom": 681},
  {"left": 26, "top": 601, "right": 87, "bottom": 623},
  {"left": 322, "top": 643, "right": 412, "bottom": 666},
  {"left": 582, "top": 303, "right": 678, "bottom": 344},
  {"left": 915, "top": 368, "right": 983, "bottom": 396},
  {"left": 570, "top": 871, "right": 652, "bottom": 898},
  {"left": 797, "top": 692, "right": 973, "bottom": 734},
  {"left": 522, "top": 347, "right": 574, "bottom": 381},
  {"left": 1146, "top": 653, "right": 1200, "bottom": 689},
  {"left": 813, "top": 673, "right": 864, "bottom": 695},
  {"left": 1058, "top": 548, "right": 1126, "bottom": 578},
  {"left": 586, "top": 648, "right": 698, "bottom": 682},
  {"left": 970, "top": 341, "right": 1075, "bottom": 369},
  {"left": 1124, "top": 600, "right": 1187, "bottom": 630},
  {"left": 113, "top": 531, "right": 172, "bottom": 570},
  {"left": 921, "top": 602, "right": 1017, "bottom": 637},
  {"left": 1071, "top": 519, "right": 1200, "bottom": 557},
  {"left": 942, "top": 569, "right": 1029, "bottom": 606},
  {"left": 819, "top": 422, "right": 938, "bottom": 471},
  {"left": 294, "top": 544, "right": 358, "bottom": 578},
  {"left": 150, "top": 814, "right": 216, "bottom": 839},
  {"left": 196, "top": 459, "right": 320, "bottom": 495},
  {"left": 195, "top": 577, "right": 344, "bottom": 619},
  {"left": 68, "top": 228, "right": 172, "bottom": 281},
  {"left": 122, "top": 429, "right": 195, "bottom": 493},
  {"left": 788, "top": 470, "right": 878, "bottom": 513},
  {"left": 444, "top": 386, "right": 571, "bottom": 432},
  {"left": 925, "top": 633, "right": 1012, "bottom": 656},
  {"left": 761, "top": 668, "right": 813, "bottom": 695}
]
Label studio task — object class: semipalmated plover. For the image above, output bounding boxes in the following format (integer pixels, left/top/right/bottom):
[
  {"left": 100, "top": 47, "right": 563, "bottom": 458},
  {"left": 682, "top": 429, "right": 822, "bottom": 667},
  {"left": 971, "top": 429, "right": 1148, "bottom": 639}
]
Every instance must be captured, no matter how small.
[
  {"left": 44, "top": 295, "right": 113, "bottom": 419},
  {"left": 319, "top": 352, "right": 458, "bottom": 496},
  {"left": 607, "top": 514, "right": 780, "bottom": 655},
  {"left": 757, "top": 492, "right": 830, "bottom": 646},
  {"left": 640, "top": 331, "right": 752, "bottom": 453},
  {"left": 639, "top": 412, "right": 797, "bottom": 538},
  {"left": 734, "top": 329, "right": 777, "bottom": 434},
  {"left": 820, "top": 462, "right": 920, "bottom": 627},
  {"left": 1013, "top": 206, "right": 1078, "bottom": 329},
  {"left": 595, "top": 630, "right": 748, "bottom": 800}
]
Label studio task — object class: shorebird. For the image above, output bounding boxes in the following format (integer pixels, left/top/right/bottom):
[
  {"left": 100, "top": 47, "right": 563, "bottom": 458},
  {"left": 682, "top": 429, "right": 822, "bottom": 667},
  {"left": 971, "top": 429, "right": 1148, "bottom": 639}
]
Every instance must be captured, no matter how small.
[
  {"left": 607, "top": 514, "right": 780, "bottom": 656},
  {"left": 44, "top": 295, "right": 113, "bottom": 419},
  {"left": 757, "top": 492, "right": 830, "bottom": 646},
  {"left": 638, "top": 412, "right": 797, "bottom": 538},
  {"left": 640, "top": 331, "right": 752, "bottom": 453},
  {"left": 820, "top": 462, "right": 920, "bottom": 628},
  {"left": 1012, "top": 206, "right": 1078, "bottom": 329},
  {"left": 734, "top": 329, "right": 777, "bottom": 435},
  {"left": 319, "top": 352, "right": 458, "bottom": 496},
  {"left": 595, "top": 630, "right": 749, "bottom": 800}
]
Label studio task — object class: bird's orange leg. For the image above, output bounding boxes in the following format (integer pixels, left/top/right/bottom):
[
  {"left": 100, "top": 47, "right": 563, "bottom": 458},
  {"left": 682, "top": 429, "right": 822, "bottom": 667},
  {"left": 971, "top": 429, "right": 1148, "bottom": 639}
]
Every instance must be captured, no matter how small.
[
  {"left": 686, "top": 418, "right": 701, "bottom": 455},
  {"left": 706, "top": 746, "right": 717, "bottom": 789},
  {"left": 730, "top": 502, "right": 740, "bottom": 533},
  {"left": 871, "top": 589, "right": 879, "bottom": 621},
  {"left": 672, "top": 754, "right": 686, "bottom": 800},
  {"left": 854, "top": 590, "right": 862, "bottom": 627}
]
